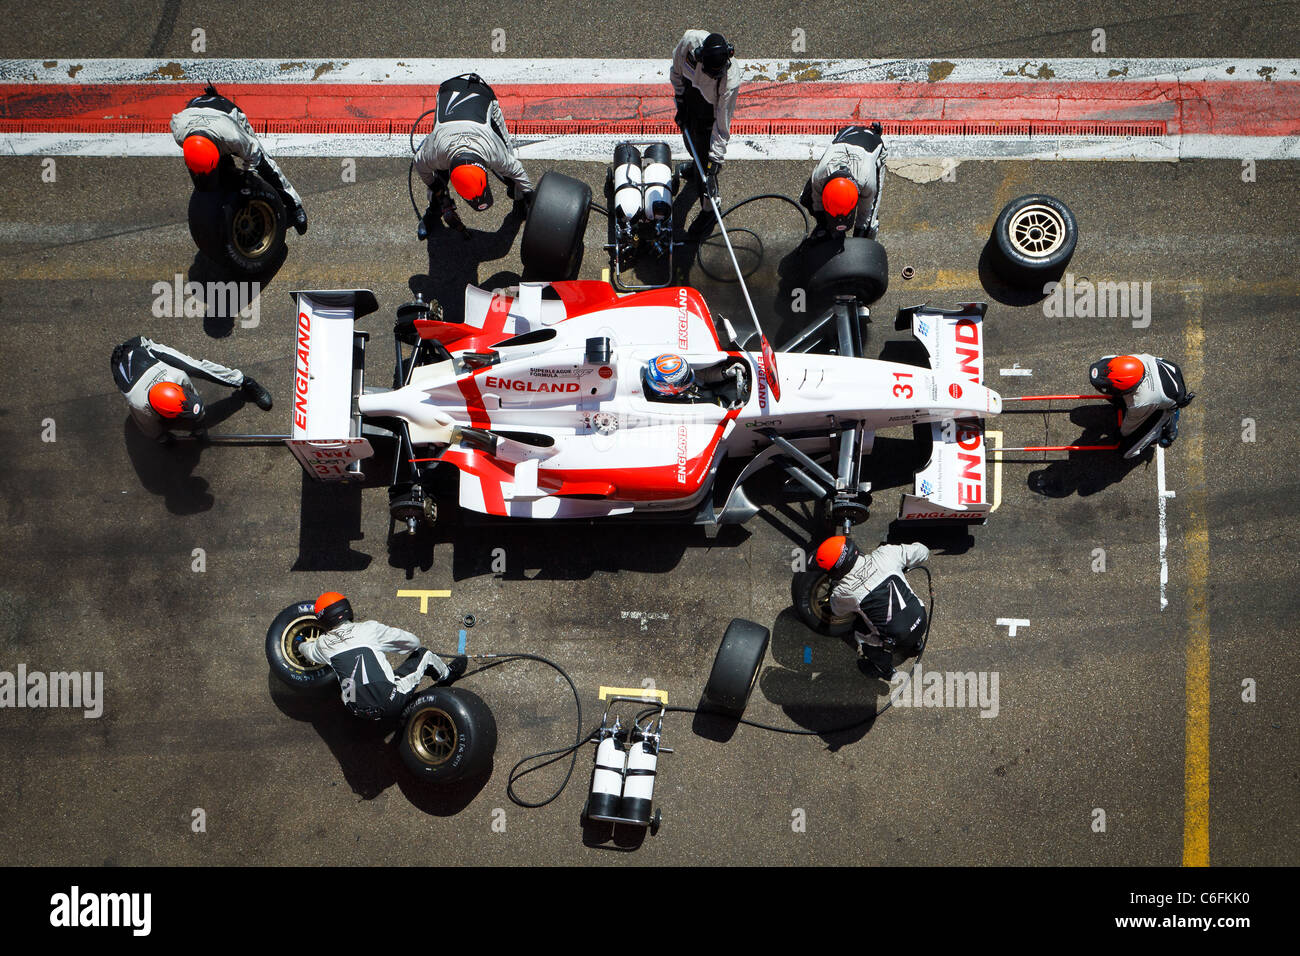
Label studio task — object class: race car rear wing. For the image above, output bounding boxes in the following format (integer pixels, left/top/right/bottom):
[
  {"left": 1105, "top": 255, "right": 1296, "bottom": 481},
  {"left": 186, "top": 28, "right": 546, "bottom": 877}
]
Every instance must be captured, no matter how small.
[
  {"left": 287, "top": 290, "right": 377, "bottom": 481},
  {"left": 896, "top": 303, "right": 994, "bottom": 523}
]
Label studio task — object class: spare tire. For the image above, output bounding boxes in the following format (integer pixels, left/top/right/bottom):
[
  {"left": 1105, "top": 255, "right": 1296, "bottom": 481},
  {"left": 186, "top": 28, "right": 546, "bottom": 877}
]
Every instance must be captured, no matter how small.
[
  {"left": 399, "top": 686, "right": 498, "bottom": 784},
  {"left": 701, "top": 618, "right": 770, "bottom": 719},
  {"left": 988, "top": 193, "right": 1077, "bottom": 286},
  {"left": 520, "top": 171, "right": 592, "bottom": 280},
  {"left": 804, "top": 236, "right": 889, "bottom": 305},
  {"left": 265, "top": 601, "right": 338, "bottom": 693},
  {"left": 791, "top": 569, "right": 856, "bottom": 635}
]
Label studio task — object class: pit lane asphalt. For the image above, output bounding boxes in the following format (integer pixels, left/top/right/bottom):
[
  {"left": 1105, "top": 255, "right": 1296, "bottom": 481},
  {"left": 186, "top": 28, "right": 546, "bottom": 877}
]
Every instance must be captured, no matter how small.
[
  {"left": 2, "top": 0, "right": 1298, "bottom": 866},
  {"left": 1, "top": 152, "right": 1295, "bottom": 866}
]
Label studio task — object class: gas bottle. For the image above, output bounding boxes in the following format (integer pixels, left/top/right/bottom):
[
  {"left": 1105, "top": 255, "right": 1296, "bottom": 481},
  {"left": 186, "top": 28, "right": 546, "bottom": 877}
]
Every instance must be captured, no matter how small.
[
  {"left": 619, "top": 733, "right": 658, "bottom": 824},
  {"left": 589, "top": 728, "right": 626, "bottom": 820},
  {"left": 641, "top": 143, "right": 673, "bottom": 221},
  {"left": 612, "top": 144, "right": 644, "bottom": 220}
]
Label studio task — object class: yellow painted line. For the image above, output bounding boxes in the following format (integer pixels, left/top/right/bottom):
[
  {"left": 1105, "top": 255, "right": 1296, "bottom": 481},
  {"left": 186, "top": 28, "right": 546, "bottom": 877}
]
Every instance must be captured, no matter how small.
[
  {"left": 396, "top": 589, "right": 451, "bottom": 614},
  {"left": 1181, "top": 286, "right": 1211, "bottom": 867},
  {"left": 600, "top": 266, "right": 610, "bottom": 283},
  {"left": 985, "top": 429, "right": 1003, "bottom": 511},
  {"left": 598, "top": 686, "right": 668, "bottom": 705}
]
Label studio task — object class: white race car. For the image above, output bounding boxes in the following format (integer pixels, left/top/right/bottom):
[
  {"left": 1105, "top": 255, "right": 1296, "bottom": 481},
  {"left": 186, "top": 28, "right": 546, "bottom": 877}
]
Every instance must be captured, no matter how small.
[{"left": 285, "top": 281, "right": 1000, "bottom": 533}]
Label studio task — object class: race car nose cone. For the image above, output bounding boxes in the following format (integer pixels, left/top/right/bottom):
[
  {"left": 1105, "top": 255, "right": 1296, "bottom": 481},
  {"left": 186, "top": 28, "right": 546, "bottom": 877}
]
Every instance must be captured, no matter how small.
[{"left": 988, "top": 390, "right": 1002, "bottom": 414}]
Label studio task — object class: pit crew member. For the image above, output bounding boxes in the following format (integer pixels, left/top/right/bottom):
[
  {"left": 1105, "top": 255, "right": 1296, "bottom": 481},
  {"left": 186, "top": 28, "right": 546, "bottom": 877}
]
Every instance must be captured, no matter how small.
[
  {"left": 171, "top": 84, "right": 308, "bottom": 234},
  {"left": 669, "top": 30, "right": 741, "bottom": 203},
  {"left": 413, "top": 72, "right": 534, "bottom": 231},
  {"left": 297, "top": 593, "right": 468, "bottom": 720},
  {"left": 815, "top": 537, "right": 930, "bottom": 679},
  {"left": 111, "top": 335, "right": 272, "bottom": 442},
  {"left": 1089, "top": 354, "right": 1195, "bottom": 459},
  {"left": 799, "top": 123, "right": 887, "bottom": 239}
]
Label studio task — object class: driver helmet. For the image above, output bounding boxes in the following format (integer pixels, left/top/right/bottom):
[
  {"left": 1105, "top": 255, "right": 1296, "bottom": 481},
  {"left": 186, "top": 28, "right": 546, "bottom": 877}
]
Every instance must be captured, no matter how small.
[
  {"left": 1090, "top": 355, "right": 1145, "bottom": 395},
  {"left": 182, "top": 134, "right": 221, "bottom": 176},
  {"left": 821, "top": 173, "right": 859, "bottom": 232},
  {"left": 814, "top": 535, "right": 862, "bottom": 578},
  {"left": 646, "top": 353, "right": 694, "bottom": 396},
  {"left": 147, "top": 380, "right": 204, "bottom": 421},
  {"left": 314, "top": 592, "right": 354, "bottom": 630},
  {"left": 698, "top": 33, "right": 734, "bottom": 79},
  {"left": 449, "top": 153, "right": 492, "bottom": 211}
]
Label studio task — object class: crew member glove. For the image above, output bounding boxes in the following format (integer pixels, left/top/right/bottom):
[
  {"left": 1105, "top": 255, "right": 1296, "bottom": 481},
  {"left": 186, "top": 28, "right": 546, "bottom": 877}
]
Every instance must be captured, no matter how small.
[
  {"left": 704, "top": 169, "right": 720, "bottom": 203},
  {"left": 869, "top": 120, "right": 883, "bottom": 135},
  {"left": 673, "top": 96, "right": 687, "bottom": 129}
]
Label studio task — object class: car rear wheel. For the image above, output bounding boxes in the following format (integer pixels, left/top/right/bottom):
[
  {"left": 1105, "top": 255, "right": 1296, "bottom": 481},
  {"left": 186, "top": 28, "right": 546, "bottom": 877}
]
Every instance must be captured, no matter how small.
[
  {"left": 791, "top": 569, "right": 856, "bottom": 635},
  {"left": 265, "top": 601, "right": 337, "bottom": 693},
  {"left": 803, "top": 236, "right": 889, "bottom": 305},
  {"left": 520, "top": 171, "right": 592, "bottom": 280}
]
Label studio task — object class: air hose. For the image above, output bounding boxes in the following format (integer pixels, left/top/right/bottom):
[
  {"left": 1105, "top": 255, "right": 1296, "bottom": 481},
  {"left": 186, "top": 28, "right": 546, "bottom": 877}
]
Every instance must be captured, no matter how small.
[{"left": 442, "top": 566, "right": 932, "bottom": 808}]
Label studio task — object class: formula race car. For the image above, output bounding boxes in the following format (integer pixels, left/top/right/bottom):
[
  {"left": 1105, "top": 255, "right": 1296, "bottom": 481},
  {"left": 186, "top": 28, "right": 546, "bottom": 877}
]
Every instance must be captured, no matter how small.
[{"left": 284, "top": 281, "right": 1001, "bottom": 535}]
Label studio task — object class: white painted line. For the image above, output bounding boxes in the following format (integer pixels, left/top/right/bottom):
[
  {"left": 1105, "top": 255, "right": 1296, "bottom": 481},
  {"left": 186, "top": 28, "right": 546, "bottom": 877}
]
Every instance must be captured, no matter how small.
[
  {"left": 4, "top": 58, "right": 1297, "bottom": 85},
  {"left": 1156, "top": 444, "right": 1177, "bottom": 611},
  {"left": 999, "top": 364, "right": 1033, "bottom": 376},
  {"left": 6, "top": 132, "right": 1296, "bottom": 161},
  {"left": 620, "top": 610, "right": 669, "bottom": 632},
  {"left": 996, "top": 618, "right": 1030, "bottom": 636}
]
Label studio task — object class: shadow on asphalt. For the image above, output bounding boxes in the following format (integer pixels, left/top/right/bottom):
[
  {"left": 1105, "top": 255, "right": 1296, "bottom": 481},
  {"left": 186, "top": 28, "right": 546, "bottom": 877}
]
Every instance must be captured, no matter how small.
[
  {"left": 121, "top": 397, "right": 248, "bottom": 515},
  {"left": 267, "top": 673, "right": 489, "bottom": 814},
  {"left": 293, "top": 473, "right": 372, "bottom": 572},
  {"left": 1025, "top": 403, "right": 1149, "bottom": 497},
  {"left": 413, "top": 203, "right": 526, "bottom": 322},
  {"left": 187, "top": 248, "right": 288, "bottom": 339}
]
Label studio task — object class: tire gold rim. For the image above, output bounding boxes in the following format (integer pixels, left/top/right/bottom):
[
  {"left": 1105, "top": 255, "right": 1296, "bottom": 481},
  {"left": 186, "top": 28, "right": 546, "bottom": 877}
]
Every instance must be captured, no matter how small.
[
  {"left": 1007, "top": 203, "right": 1066, "bottom": 259},
  {"left": 409, "top": 707, "right": 458, "bottom": 766},
  {"left": 280, "top": 616, "right": 327, "bottom": 674},
  {"left": 232, "top": 198, "right": 276, "bottom": 258},
  {"left": 813, "top": 574, "right": 856, "bottom": 628}
]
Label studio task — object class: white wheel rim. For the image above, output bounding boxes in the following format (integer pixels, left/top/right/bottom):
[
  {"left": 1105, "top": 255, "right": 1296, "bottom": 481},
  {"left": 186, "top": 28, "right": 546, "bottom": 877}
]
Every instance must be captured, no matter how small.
[{"left": 1007, "top": 204, "right": 1066, "bottom": 259}]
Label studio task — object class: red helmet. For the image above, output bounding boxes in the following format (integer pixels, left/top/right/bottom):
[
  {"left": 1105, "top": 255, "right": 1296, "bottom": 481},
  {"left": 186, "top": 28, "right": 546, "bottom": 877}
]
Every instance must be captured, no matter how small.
[
  {"left": 449, "top": 155, "right": 492, "bottom": 209},
  {"left": 315, "top": 592, "right": 353, "bottom": 629},
  {"left": 814, "top": 536, "right": 862, "bottom": 578},
  {"left": 182, "top": 134, "right": 221, "bottom": 175},
  {"left": 821, "top": 175, "right": 859, "bottom": 219},
  {"left": 148, "top": 381, "right": 191, "bottom": 418},
  {"left": 1091, "top": 355, "right": 1145, "bottom": 394}
]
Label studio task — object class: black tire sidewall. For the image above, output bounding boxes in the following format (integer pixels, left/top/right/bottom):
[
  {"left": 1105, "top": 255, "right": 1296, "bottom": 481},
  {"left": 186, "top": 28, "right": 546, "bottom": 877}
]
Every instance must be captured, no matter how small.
[
  {"left": 399, "top": 686, "right": 497, "bottom": 784},
  {"left": 791, "top": 569, "right": 856, "bottom": 635},
  {"left": 520, "top": 171, "right": 592, "bottom": 280},
  {"left": 265, "top": 601, "right": 338, "bottom": 692},
  {"left": 805, "top": 236, "right": 890, "bottom": 305},
  {"left": 990, "top": 193, "right": 1077, "bottom": 285},
  {"left": 222, "top": 175, "right": 288, "bottom": 276},
  {"left": 701, "top": 618, "right": 770, "bottom": 717}
]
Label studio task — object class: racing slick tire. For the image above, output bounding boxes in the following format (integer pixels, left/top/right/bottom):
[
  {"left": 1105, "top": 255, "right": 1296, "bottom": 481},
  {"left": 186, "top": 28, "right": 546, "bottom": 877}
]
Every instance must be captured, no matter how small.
[
  {"left": 804, "top": 236, "right": 890, "bottom": 305},
  {"left": 188, "top": 172, "right": 288, "bottom": 277},
  {"left": 399, "top": 687, "right": 498, "bottom": 784},
  {"left": 700, "top": 618, "right": 770, "bottom": 719},
  {"left": 791, "top": 569, "right": 856, "bottom": 636},
  {"left": 265, "top": 601, "right": 338, "bottom": 694},
  {"left": 988, "top": 193, "right": 1077, "bottom": 286},
  {"left": 520, "top": 171, "right": 592, "bottom": 280}
]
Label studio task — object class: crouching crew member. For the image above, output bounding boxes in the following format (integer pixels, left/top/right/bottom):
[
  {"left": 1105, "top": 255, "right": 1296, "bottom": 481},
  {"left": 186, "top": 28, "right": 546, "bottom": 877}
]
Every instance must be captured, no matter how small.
[
  {"left": 799, "top": 123, "right": 887, "bottom": 239},
  {"left": 815, "top": 537, "right": 930, "bottom": 679},
  {"left": 1089, "top": 354, "right": 1195, "bottom": 459},
  {"left": 171, "top": 84, "right": 308, "bottom": 234},
  {"left": 298, "top": 593, "right": 468, "bottom": 720},
  {"left": 111, "top": 335, "right": 272, "bottom": 442},
  {"left": 413, "top": 72, "right": 534, "bottom": 234},
  {"left": 670, "top": 30, "right": 741, "bottom": 203}
]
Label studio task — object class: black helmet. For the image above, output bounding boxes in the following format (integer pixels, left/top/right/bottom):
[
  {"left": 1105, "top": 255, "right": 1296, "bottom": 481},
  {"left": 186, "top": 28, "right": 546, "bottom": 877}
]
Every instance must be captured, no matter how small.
[
  {"left": 698, "top": 33, "right": 734, "bottom": 78},
  {"left": 314, "top": 592, "right": 354, "bottom": 630}
]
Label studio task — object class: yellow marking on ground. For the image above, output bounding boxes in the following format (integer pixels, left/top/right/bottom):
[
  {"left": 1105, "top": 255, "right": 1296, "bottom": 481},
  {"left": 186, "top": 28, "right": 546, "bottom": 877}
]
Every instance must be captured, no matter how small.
[
  {"left": 598, "top": 686, "right": 668, "bottom": 704},
  {"left": 985, "top": 430, "right": 1003, "bottom": 511},
  {"left": 601, "top": 267, "right": 610, "bottom": 283},
  {"left": 395, "top": 589, "right": 451, "bottom": 614},
  {"left": 1181, "top": 285, "right": 1211, "bottom": 867}
]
